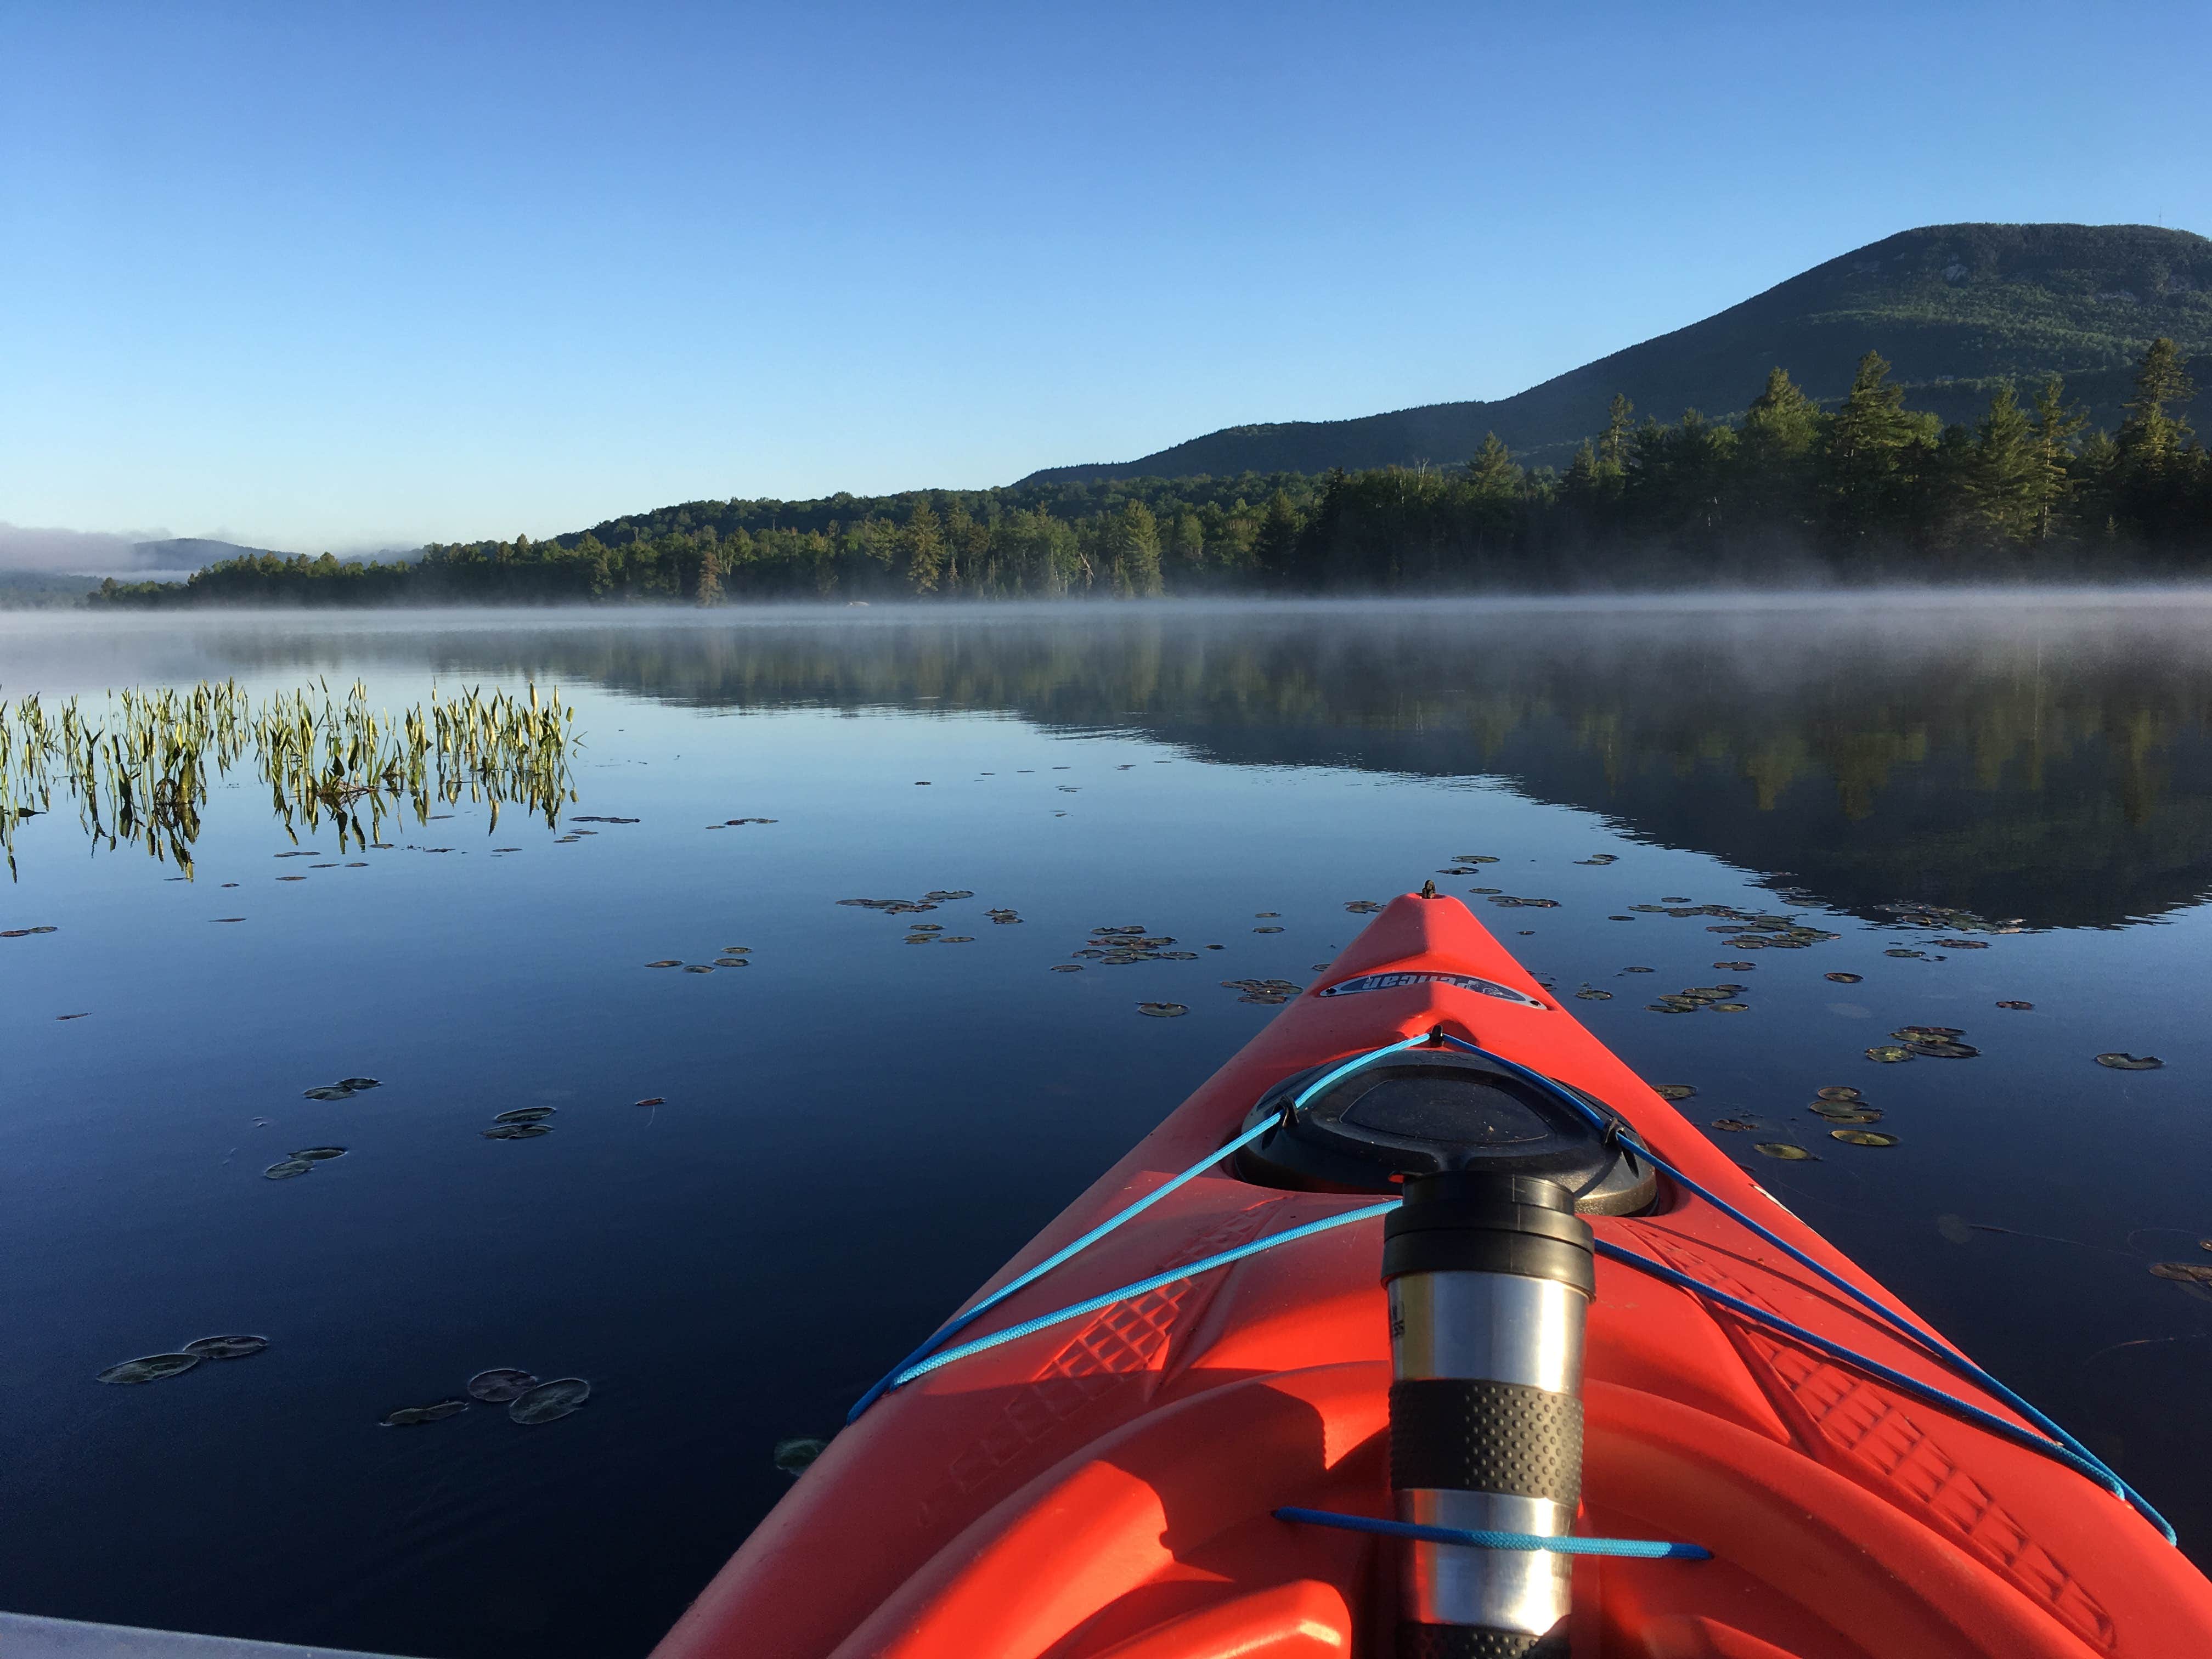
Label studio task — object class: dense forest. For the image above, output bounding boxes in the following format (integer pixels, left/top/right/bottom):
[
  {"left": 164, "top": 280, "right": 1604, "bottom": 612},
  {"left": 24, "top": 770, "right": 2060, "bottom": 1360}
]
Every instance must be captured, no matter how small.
[{"left": 91, "top": 341, "right": 2210, "bottom": 608}]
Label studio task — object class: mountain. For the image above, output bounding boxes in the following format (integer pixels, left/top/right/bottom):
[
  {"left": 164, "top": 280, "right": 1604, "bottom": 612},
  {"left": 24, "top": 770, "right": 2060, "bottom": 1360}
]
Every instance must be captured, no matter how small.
[{"left": 1020, "top": 223, "right": 2212, "bottom": 483}]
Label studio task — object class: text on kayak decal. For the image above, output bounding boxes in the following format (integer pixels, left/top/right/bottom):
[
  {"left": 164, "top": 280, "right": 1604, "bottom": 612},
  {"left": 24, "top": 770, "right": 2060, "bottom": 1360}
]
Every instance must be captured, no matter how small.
[{"left": 1314, "top": 971, "right": 1546, "bottom": 1008}]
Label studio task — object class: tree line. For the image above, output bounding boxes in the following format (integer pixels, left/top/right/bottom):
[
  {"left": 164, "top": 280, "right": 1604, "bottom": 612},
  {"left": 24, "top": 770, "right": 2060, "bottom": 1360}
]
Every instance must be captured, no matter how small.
[{"left": 91, "top": 340, "right": 2208, "bottom": 608}]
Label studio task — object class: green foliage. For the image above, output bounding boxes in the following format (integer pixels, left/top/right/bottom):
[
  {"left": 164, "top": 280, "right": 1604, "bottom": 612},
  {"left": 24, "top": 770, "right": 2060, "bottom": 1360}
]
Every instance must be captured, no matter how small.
[
  {"left": 1024, "top": 224, "right": 2212, "bottom": 483},
  {"left": 87, "top": 340, "right": 2211, "bottom": 609}
]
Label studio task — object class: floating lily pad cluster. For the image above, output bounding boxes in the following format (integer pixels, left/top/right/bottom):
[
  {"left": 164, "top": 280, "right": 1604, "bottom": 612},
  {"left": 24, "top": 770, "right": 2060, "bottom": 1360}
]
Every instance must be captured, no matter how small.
[
  {"left": 1486, "top": 895, "right": 1560, "bottom": 910},
  {"left": 302, "top": 1076, "right": 379, "bottom": 1102},
  {"left": 1875, "top": 901, "right": 2024, "bottom": 936},
  {"left": 837, "top": 889, "right": 974, "bottom": 917},
  {"left": 1, "top": 924, "right": 58, "bottom": 938},
  {"left": 264, "top": 1146, "right": 347, "bottom": 1180},
  {"left": 986, "top": 908, "right": 1022, "bottom": 925},
  {"left": 1222, "top": 978, "right": 1301, "bottom": 1005},
  {"left": 904, "top": 926, "right": 973, "bottom": 945},
  {"left": 1070, "top": 926, "right": 1198, "bottom": 966},
  {"left": 648, "top": 945, "right": 755, "bottom": 971},
  {"left": 482, "top": 1106, "right": 555, "bottom": 1140},
  {"left": 1344, "top": 900, "right": 1384, "bottom": 914},
  {"left": 707, "top": 817, "right": 776, "bottom": 829},
  {"left": 1646, "top": 984, "right": 1750, "bottom": 1015},
  {"left": 1574, "top": 854, "right": 1618, "bottom": 866},
  {"left": 1436, "top": 855, "right": 1500, "bottom": 875},
  {"left": 1572, "top": 985, "right": 1613, "bottom": 1001},
  {"left": 383, "top": 1368, "right": 589, "bottom": 1427},
  {"left": 1866, "top": 1025, "right": 1979, "bottom": 1062},
  {"left": 98, "top": 1334, "right": 268, "bottom": 1384}
]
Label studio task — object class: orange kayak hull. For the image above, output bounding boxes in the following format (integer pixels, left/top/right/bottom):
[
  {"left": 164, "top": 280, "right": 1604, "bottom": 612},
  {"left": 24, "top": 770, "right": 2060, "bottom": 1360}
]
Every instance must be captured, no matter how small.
[{"left": 654, "top": 894, "right": 2212, "bottom": 1658}]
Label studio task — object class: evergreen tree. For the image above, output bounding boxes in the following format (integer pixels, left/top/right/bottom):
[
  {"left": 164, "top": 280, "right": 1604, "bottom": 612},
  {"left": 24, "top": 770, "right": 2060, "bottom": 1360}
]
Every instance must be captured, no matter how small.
[
  {"left": 902, "top": 502, "right": 946, "bottom": 594},
  {"left": 1252, "top": 490, "right": 1305, "bottom": 584},
  {"left": 2027, "top": 376, "right": 2086, "bottom": 543},
  {"left": 1733, "top": 367, "right": 1821, "bottom": 526},
  {"left": 1820, "top": 352, "right": 1936, "bottom": 548},
  {"left": 694, "top": 545, "right": 725, "bottom": 606},
  {"left": 1169, "top": 511, "right": 1206, "bottom": 579},
  {"left": 2117, "top": 337, "right": 2196, "bottom": 475},
  {"left": 1597, "top": 395, "right": 1633, "bottom": 475},
  {"left": 1102, "top": 500, "right": 1164, "bottom": 596},
  {"left": 1967, "top": 382, "right": 2041, "bottom": 544}
]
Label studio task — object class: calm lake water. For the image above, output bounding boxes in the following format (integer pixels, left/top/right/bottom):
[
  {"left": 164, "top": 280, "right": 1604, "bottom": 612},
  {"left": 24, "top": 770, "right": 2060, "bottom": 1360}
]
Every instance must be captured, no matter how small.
[{"left": 3, "top": 595, "right": 2209, "bottom": 1657}]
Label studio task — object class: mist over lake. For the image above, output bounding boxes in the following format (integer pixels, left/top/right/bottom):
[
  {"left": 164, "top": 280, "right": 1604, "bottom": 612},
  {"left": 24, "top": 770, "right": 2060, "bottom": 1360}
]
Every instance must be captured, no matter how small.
[{"left": 3, "top": 592, "right": 2209, "bottom": 1659}]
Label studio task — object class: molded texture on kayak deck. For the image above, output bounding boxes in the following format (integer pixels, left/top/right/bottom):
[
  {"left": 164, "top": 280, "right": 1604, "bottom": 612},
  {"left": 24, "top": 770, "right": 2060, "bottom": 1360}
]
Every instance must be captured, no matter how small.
[{"left": 654, "top": 894, "right": 2212, "bottom": 1659}]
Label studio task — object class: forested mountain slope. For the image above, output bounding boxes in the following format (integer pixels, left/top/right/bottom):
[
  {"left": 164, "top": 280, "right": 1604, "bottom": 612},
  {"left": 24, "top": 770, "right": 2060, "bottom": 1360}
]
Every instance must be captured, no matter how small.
[{"left": 1020, "top": 223, "right": 2212, "bottom": 482}]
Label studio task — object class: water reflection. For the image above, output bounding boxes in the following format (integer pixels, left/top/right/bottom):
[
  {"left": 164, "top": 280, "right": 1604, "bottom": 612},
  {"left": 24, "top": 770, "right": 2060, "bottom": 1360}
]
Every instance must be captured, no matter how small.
[{"left": 24, "top": 595, "right": 2212, "bottom": 929}]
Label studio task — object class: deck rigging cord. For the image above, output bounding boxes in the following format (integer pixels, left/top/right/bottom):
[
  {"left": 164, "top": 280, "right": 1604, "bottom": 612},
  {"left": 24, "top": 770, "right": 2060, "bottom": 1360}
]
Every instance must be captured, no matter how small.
[{"left": 847, "top": 1028, "right": 2175, "bottom": 1549}]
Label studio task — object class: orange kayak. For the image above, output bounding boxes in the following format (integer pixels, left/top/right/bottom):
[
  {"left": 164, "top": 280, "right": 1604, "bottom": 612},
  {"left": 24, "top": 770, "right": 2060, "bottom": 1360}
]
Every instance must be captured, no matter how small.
[{"left": 654, "top": 892, "right": 2212, "bottom": 1659}]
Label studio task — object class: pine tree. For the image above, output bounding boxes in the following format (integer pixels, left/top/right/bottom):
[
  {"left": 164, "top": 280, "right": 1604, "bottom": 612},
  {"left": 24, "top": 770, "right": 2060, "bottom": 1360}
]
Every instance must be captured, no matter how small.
[
  {"left": 694, "top": 545, "right": 725, "bottom": 606},
  {"left": 1103, "top": 500, "right": 1164, "bottom": 596},
  {"left": 1169, "top": 511, "right": 1206, "bottom": 577},
  {"left": 2027, "top": 376, "right": 2086, "bottom": 541},
  {"left": 903, "top": 502, "right": 945, "bottom": 594},
  {"left": 1820, "top": 352, "right": 1936, "bottom": 546},
  {"left": 1252, "top": 490, "right": 1305, "bottom": 585},
  {"left": 2117, "top": 338, "right": 2196, "bottom": 476},
  {"left": 1597, "top": 395, "right": 1633, "bottom": 475},
  {"left": 1967, "top": 382, "right": 2041, "bottom": 544}
]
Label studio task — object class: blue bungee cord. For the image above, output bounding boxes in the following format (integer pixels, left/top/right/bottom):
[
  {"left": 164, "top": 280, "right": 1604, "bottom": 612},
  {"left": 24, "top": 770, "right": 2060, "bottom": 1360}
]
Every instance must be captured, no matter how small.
[
  {"left": 845, "top": 1028, "right": 2174, "bottom": 1551},
  {"left": 846, "top": 1033, "right": 1431, "bottom": 1423},
  {"left": 1423, "top": 1032, "right": 2176, "bottom": 1544}
]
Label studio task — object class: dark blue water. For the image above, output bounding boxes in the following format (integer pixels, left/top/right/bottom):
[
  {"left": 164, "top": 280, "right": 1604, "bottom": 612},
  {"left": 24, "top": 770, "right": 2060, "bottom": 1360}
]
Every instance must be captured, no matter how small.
[{"left": 2, "top": 597, "right": 2208, "bottom": 1657}]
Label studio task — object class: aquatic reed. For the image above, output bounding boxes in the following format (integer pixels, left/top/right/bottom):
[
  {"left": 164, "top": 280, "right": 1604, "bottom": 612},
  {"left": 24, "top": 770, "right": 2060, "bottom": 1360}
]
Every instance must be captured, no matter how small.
[{"left": 0, "top": 679, "right": 578, "bottom": 876}]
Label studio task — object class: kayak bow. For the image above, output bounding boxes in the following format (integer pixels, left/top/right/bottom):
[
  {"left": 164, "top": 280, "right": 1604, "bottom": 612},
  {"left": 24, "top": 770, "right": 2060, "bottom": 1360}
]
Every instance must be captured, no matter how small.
[{"left": 657, "top": 891, "right": 2212, "bottom": 1659}]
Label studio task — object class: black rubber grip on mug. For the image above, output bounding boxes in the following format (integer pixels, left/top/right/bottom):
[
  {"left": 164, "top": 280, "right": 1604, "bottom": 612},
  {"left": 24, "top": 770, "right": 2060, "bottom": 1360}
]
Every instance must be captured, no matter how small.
[
  {"left": 1398, "top": 1622, "right": 1566, "bottom": 1659},
  {"left": 1390, "top": 1378, "right": 1583, "bottom": 1506}
]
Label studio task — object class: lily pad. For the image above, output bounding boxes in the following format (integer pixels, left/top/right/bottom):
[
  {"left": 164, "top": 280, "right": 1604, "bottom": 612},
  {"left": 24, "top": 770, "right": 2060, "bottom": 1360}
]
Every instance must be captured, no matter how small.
[
  {"left": 338, "top": 1077, "right": 380, "bottom": 1091},
  {"left": 646, "top": 960, "right": 683, "bottom": 968},
  {"left": 2150, "top": 1261, "right": 2212, "bottom": 1284},
  {"left": 1811, "top": 1103, "right": 1883, "bottom": 1124},
  {"left": 635, "top": 1097, "right": 665, "bottom": 1107},
  {"left": 291, "top": 1147, "right": 347, "bottom": 1161},
  {"left": 1136, "top": 1002, "right": 1188, "bottom": 1018},
  {"left": 1711, "top": 1002, "right": 1750, "bottom": 1013},
  {"left": 1996, "top": 1000, "right": 2034, "bottom": 1011},
  {"left": 682, "top": 964, "right": 715, "bottom": 973},
  {"left": 1651, "top": 1085, "right": 1696, "bottom": 1101},
  {"left": 1815, "top": 1086, "right": 1863, "bottom": 1102},
  {"left": 263, "top": 1160, "right": 314, "bottom": 1179},
  {"left": 922, "top": 890, "right": 974, "bottom": 902},
  {"left": 1892, "top": 1026, "right": 1963, "bottom": 1040},
  {"left": 1712, "top": 962, "right": 1756, "bottom": 972},
  {"left": 1049, "top": 964, "right": 1082, "bottom": 972},
  {"left": 302, "top": 1087, "right": 352, "bottom": 1101},
  {"left": 98, "top": 1353, "right": 201, "bottom": 1384},
  {"left": 493, "top": 1108, "right": 555, "bottom": 1124},
  {"left": 2096, "top": 1053, "right": 2164, "bottom": 1070},
  {"left": 467, "top": 1368, "right": 542, "bottom": 1403},
  {"left": 482, "top": 1124, "right": 551, "bottom": 1140},
  {"left": 1906, "top": 1041, "right": 1979, "bottom": 1059},
  {"left": 184, "top": 1335, "right": 269, "bottom": 1360},
  {"left": 1573, "top": 989, "right": 1613, "bottom": 1001},
  {"left": 509, "top": 1377, "right": 590, "bottom": 1424},
  {"left": 382, "top": 1400, "right": 469, "bottom": 1427},
  {"left": 1253, "top": 926, "right": 1283, "bottom": 934},
  {"left": 1753, "top": 1143, "right": 1814, "bottom": 1160},
  {"left": 1830, "top": 1129, "right": 1899, "bottom": 1147},
  {"left": 1709, "top": 1118, "right": 1755, "bottom": 1132},
  {"left": 1825, "top": 972, "right": 1865, "bottom": 984},
  {"left": 1865, "top": 1045, "right": 1912, "bottom": 1064},
  {"left": 774, "top": 1435, "right": 829, "bottom": 1475}
]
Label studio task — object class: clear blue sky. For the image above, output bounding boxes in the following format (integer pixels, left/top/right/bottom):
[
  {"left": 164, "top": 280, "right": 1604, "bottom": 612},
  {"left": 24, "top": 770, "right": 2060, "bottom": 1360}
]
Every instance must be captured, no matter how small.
[{"left": 4, "top": 0, "right": 2206, "bottom": 554}]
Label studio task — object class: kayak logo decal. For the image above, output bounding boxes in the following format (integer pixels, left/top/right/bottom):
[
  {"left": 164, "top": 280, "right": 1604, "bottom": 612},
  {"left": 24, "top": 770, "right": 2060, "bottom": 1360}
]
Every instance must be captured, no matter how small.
[{"left": 1314, "top": 971, "right": 1547, "bottom": 1008}]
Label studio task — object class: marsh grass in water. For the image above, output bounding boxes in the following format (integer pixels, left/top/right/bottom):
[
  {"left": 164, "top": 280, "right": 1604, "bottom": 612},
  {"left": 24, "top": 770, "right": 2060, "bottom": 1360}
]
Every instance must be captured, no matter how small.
[{"left": 0, "top": 679, "right": 580, "bottom": 876}]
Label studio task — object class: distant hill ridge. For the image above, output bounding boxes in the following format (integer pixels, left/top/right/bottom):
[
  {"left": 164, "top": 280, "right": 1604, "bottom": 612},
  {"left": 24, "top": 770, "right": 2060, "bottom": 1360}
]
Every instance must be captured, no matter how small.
[{"left": 1019, "top": 223, "right": 2212, "bottom": 483}]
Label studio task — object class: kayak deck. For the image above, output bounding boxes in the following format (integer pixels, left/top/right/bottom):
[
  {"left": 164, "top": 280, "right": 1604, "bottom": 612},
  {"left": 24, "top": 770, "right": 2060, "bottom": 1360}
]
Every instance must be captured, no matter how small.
[{"left": 655, "top": 893, "right": 2212, "bottom": 1659}]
